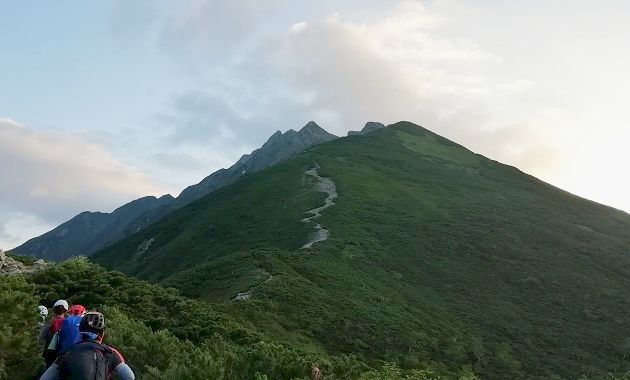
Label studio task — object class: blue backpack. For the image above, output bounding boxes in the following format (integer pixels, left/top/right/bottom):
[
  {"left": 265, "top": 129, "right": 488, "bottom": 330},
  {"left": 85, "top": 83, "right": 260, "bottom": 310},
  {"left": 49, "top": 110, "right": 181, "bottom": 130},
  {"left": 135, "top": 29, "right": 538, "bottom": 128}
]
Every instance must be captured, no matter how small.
[{"left": 58, "top": 315, "right": 83, "bottom": 352}]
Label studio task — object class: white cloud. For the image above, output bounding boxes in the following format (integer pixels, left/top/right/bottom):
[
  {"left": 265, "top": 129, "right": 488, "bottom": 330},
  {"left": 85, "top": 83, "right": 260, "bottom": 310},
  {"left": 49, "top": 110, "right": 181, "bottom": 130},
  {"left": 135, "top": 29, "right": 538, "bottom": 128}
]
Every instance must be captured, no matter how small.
[
  {"left": 0, "top": 211, "right": 55, "bottom": 251},
  {"left": 497, "top": 79, "right": 536, "bottom": 93},
  {"left": 150, "top": 0, "right": 554, "bottom": 168},
  {"left": 289, "top": 21, "right": 307, "bottom": 34},
  {"left": 0, "top": 118, "right": 169, "bottom": 246}
]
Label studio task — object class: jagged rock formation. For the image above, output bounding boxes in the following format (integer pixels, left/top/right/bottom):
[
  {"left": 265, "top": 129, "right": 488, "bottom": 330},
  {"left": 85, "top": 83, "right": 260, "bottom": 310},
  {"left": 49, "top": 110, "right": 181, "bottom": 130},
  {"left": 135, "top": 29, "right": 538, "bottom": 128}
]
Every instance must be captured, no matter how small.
[
  {"left": 13, "top": 121, "right": 337, "bottom": 261},
  {"left": 348, "top": 121, "right": 385, "bottom": 136},
  {"left": 0, "top": 249, "right": 49, "bottom": 275},
  {"left": 177, "top": 121, "right": 336, "bottom": 205}
]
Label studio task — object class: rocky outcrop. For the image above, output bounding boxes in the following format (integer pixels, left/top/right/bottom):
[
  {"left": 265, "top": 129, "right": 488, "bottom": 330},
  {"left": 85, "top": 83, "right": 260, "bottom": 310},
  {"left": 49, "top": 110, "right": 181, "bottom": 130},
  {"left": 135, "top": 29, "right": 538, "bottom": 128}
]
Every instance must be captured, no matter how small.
[
  {"left": 348, "top": 121, "right": 385, "bottom": 136},
  {"left": 177, "top": 121, "right": 337, "bottom": 205},
  {"left": 0, "top": 249, "right": 49, "bottom": 275}
]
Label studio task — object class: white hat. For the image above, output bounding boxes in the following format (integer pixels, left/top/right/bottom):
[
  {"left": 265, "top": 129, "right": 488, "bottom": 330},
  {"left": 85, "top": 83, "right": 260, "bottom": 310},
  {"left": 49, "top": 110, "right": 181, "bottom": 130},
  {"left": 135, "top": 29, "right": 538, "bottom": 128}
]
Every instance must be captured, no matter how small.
[
  {"left": 53, "top": 299, "right": 69, "bottom": 310},
  {"left": 38, "top": 305, "right": 48, "bottom": 316}
]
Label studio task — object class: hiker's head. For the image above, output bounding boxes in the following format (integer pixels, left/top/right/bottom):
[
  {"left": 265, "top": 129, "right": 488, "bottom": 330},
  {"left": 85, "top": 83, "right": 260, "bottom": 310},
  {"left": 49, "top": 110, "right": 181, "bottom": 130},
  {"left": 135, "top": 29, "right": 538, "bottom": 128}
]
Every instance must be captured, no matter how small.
[
  {"left": 53, "top": 299, "right": 68, "bottom": 315},
  {"left": 79, "top": 311, "right": 106, "bottom": 342},
  {"left": 68, "top": 304, "right": 86, "bottom": 316},
  {"left": 38, "top": 305, "right": 48, "bottom": 318}
]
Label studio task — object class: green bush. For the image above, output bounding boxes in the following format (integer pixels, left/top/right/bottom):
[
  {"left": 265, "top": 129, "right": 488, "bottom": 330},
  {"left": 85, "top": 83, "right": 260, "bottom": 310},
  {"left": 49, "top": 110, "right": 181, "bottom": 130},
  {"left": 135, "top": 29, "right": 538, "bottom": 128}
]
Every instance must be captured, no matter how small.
[
  {"left": 9, "top": 260, "right": 453, "bottom": 379},
  {"left": 0, "top": 275, "right": 41, "bottom": 379}
]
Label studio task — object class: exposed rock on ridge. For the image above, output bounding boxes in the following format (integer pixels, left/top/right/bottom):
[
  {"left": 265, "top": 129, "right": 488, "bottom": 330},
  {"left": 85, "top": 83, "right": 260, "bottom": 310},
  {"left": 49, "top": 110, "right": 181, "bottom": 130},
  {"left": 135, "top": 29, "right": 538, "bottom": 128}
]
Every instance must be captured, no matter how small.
[
  {"left": 176, "top": 121, "right": 336, "bottom": 205},
  {"left": 348, "top": 121, "right": 385, "bottom": 136}
]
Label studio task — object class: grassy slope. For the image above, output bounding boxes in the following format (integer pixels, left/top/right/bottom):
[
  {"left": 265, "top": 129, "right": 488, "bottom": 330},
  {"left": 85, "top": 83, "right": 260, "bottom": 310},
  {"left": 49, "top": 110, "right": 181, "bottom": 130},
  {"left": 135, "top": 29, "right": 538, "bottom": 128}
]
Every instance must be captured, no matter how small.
[{"left": 93, "top": 122, "right": 630, "bottom": 379}]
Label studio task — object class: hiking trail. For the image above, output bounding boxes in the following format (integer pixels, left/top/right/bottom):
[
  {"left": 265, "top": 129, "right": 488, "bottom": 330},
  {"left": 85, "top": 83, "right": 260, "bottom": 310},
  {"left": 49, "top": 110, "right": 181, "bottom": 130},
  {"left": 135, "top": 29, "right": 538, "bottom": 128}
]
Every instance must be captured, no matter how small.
[
  {"left": 233, "top": 268, "right": 274, "bottom": 301},
  {"left": 301, "top": 163, "right": 338, "bottom": 249}
]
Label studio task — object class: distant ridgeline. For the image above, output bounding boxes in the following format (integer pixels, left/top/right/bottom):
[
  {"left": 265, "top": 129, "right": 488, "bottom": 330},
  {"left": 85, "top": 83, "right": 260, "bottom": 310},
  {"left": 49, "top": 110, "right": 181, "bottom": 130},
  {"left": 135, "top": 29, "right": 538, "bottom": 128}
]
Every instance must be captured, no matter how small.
[
  {"left": 12, "top": 121, "right": 338, "bottom": 261},
  {"left": 10, "top": 121, "right": 630, "bottom": 379}
]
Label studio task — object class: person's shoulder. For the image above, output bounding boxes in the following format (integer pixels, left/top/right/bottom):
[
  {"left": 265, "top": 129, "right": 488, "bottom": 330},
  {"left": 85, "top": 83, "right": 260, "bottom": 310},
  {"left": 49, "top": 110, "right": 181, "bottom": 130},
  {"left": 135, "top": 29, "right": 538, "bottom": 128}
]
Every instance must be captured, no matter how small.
[
  {"left": 105, "top": 344, "right": 126, "bottom": 364},
  {"left": 53, "top": 316, "right": 65, "bottom": 323},
  {"left": 50, "top": 317, "right": 64, "bottom": 332}
]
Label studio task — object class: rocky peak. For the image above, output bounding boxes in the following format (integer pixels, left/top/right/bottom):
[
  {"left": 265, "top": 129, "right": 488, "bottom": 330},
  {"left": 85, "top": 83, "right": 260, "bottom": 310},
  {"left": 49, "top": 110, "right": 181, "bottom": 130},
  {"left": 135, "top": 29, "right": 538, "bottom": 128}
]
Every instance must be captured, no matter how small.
[
  {"left": 299, "top": 121, "right": 335, "bottom": 138},
  {"left": 300, "top": 121, "right": 322, "bottom": 132},
  {"left": 297, "top": 121, "right": 337, "bottom": 143},
  {"left": 348, "top": 121, "right": 385, "bottom": 136},
  {"left": 263, "top": 130, "right": 284, "bottom": 146},
  {"left": 363, "top": 121, "right": 385, "bottom": 133},
  {"left": 235, "top": 153, "right": 252, "bottom": 166}
]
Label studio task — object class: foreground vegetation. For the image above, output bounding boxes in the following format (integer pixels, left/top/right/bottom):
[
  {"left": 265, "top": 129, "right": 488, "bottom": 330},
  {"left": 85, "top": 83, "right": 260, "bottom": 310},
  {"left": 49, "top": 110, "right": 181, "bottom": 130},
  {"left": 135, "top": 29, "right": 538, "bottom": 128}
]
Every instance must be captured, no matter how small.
[
  {"left": 3, "top": 260, "right": 629, "bottom": 379},
  {"left": 2, "top": 259, "right": 483, "bottom": 379}
]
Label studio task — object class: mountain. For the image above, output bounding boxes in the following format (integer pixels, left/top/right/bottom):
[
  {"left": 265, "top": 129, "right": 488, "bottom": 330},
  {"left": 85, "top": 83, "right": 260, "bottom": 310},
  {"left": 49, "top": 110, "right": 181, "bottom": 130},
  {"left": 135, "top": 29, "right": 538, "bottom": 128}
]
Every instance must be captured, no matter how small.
[
  {"left": 91, "top": 121, "right": 630, "bottom": 379},
  {"left": 12, "top": 121, "right": 337, "bottom": 262},
  {"left": 11, "top": 195, "right": 174, "bottom": 262}
]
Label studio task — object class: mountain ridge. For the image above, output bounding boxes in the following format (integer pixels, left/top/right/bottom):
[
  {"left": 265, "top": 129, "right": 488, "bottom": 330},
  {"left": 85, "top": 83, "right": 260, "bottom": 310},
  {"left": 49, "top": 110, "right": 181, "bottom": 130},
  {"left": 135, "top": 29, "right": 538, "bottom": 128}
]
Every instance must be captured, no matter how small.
[{"left": 12, "top": 121, "right": 338, "bottom": 261}]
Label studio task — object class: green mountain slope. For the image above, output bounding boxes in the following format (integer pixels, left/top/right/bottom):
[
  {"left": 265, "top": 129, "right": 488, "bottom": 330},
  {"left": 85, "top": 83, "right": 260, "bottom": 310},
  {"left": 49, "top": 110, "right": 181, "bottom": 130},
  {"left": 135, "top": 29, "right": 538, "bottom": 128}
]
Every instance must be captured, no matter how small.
[{"left": 93, "top": 122, "right": 630, "bottom": 379}]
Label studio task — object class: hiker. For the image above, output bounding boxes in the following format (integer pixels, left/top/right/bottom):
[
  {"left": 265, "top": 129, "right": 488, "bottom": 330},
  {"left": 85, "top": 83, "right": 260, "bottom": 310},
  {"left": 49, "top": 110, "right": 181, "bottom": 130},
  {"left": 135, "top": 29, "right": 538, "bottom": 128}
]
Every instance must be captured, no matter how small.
[
  {"left": 43, "top": 299, "right": 68, "bottom": 368},
  {"left": 57, "top": 304, "right": 86, "bottom": 352},
  {"left": 38, "top": 305, "right": 49, "bottom": 326},
  {"left": 39, "top": 311, "right": 135, "bottom": 380},
  {"left": 38, "top": 307, "right": 50, "bottom": 346}
]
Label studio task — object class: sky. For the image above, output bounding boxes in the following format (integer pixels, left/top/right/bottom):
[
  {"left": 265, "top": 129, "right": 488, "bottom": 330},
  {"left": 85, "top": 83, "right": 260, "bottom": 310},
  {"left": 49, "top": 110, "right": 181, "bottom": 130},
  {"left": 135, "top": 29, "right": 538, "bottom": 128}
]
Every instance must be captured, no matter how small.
[{"left": 1, "top": 0, "right": 629, "bottom": 249}]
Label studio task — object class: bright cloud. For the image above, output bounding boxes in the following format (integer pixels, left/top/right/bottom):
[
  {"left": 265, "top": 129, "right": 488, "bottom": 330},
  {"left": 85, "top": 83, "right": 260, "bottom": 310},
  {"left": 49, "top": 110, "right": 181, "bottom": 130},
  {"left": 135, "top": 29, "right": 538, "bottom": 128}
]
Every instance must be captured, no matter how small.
[{"left": 0, "top": 118, "right": 168, "bottom": 248}]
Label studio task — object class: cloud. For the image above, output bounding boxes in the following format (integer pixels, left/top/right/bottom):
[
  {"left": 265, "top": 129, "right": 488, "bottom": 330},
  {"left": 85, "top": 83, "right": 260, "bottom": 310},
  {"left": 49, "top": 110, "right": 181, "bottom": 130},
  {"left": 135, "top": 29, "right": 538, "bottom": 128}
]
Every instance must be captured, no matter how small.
[
  {"left": 0, "top": 118, "right": 168, "bottom": 226},
  {"left": 152, "top": 152, "right": 207, "bottom": 171},
  {"left": 497, "top": 79, "right": 536, "bottom": 93},
  {"left": 160, "top": 0, "right": 289, "bottom": 63},
  {"left": 0, "top": 224, "right": 13, "bottom": 244},
  {"left": 111, "top": 0, "right": 561, "bottom": 181},
  {"left": 0, "top": 211, "right": 55, "bottom": 250},
  {"left": 154, "top": 1, "right": 516, "bottom": 128}
]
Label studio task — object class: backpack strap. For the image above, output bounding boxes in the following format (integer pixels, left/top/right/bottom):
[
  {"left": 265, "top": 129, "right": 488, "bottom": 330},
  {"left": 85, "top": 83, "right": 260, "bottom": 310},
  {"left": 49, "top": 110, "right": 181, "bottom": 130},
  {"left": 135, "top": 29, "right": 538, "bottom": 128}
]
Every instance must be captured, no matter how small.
[
  {"left": 94, "top": 348, "right": 106, "bottom": 380},
  {"left": 47, "top": 332, "right": 59, "bottom": 351}
]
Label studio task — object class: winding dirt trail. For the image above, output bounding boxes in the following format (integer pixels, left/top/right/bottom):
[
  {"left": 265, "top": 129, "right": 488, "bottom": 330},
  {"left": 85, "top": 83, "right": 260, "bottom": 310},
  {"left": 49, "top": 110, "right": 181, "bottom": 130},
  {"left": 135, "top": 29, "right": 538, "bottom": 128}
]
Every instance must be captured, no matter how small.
[{"left": 301, "top": 163, "right": 338, "bottom": 249}]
